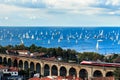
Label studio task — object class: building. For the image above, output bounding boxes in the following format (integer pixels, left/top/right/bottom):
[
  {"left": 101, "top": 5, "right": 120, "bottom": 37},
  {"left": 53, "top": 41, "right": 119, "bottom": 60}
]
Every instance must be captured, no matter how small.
[
  {"left": 0, "top": 65, "right": 8, "bottom": 80},
  {"left": 0, "top": 65, "right": 23, "bottom": 80},
  {"left": 6, "top": 50, "right": 30, "bottom": 56},
  {"left": 113, "top": 56, "right": 120, "bottom": 63},
  {"left": 17, "top": 50, "right": 30, "bottom": 56}
]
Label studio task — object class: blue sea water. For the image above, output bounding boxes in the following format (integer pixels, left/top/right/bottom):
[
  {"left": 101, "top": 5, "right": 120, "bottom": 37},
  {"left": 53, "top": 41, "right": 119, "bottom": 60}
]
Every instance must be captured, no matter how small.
[{"left": 0, "top": 27, "right": 120, "bottom": 54}]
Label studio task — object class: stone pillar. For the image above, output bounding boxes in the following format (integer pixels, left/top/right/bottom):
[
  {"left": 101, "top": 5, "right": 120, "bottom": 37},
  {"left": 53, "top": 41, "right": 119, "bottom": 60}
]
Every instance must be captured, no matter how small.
[
  {"left": 102, "top": 67, "right": 106, "bottom": 77},
  {"left": 41, "top": 64, "right": 44, "bottom": 76},
  {"left": 49, "top": 66, "right": 52, "bottom": 76},
  {"left": 77, "top": 70, "right": 79, "bottom": 78},
  {"left": 34, "top": 63, "right": 36, "bottom": 72},
  {"left": 23, "top": 61, "right": 25, "bottom": 70},
  {"left": 58, "top": 66, "right": 60, "bottom": 76},
  {"left": 17, "top": 60, "right": 19, "bottom": 67},
  {"left": 17, "top": 60, "right": 20, "bottom": 69},
  {"left": 88, "top": 67, "right": 93, "bottom": 79},
  {"left": 66, "top": 68, "right": 69, "bottom": 76},
  {"left": 28, "top": 61, "right": 30, "bottom": 69}
]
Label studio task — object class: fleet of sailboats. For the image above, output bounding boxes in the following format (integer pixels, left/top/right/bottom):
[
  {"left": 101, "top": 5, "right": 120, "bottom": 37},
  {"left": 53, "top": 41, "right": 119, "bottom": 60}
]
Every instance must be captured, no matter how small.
[{"left": 0, "top": 28, "right": 120, "bottom": 53}]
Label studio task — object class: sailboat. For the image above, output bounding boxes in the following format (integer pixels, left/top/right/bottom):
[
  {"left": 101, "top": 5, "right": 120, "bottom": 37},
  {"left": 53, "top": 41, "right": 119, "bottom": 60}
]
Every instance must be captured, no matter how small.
[
  {"left": 0, "top": 36, "right": 3, "bottom": 40},
  {"left": 118, "top": 40, "right": 120, "bottom": 45},
  {"left": 58, "top": 39, "right": 61, "bottom": 43},
  {"left": 48, "top": 40, "right": 50, "bottom": 44},
  {"left": 51, "top": 36, "right": 54, "bottom": 40},
  {"left": 26, "top": 32, "right": 30, "bottom": 39},
  {"left": 60, "top": 34, "right": 63, "bottom": 40},
  {"left": 96, "top": 41, "right": 99, "bottom": 50},
  {"left": 100, "top": 30, "right": 103, "bottom": 36},
  {"left": 31, "top": 35, "right": 34, "bottom": 39},
  {"left": 76, "top": 39, "right": 78, "bottom": 44},
  {"left": 96, "top": 40, "right": 103, "bottom": 50},
  {"left": 20, "top": 38, "right": 24, "bottom": 45}
]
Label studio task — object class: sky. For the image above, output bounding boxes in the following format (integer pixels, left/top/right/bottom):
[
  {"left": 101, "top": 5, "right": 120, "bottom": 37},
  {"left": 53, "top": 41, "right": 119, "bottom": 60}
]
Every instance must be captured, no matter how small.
[{"left": 0, "top": 0, "right": 120, "bottom": 26}]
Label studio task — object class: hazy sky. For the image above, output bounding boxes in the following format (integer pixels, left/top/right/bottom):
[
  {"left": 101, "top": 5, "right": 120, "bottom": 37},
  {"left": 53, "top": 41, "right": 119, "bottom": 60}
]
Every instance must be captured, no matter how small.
[{"left": 0, "top": 0, "right": 120, "bottom": 26}]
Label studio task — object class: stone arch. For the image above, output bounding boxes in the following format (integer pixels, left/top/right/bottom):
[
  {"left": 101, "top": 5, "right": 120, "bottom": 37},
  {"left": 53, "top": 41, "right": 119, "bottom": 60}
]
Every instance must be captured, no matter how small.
[
  {"left": 19, "top": 60, "right": 23, "bottom": 69},
  {"left": 51, "top": 65, "right": 58, "bottom": 76},
  {"left": 44, "top": 64, "right": 50, "bottom": 76},
  {"left": 0, "top": 57, "right": 2, "bottom": 64},
  {"left": 8, "top": 58, "right": 12, "bottom": 67},
  {"left": 93, "top": 70, "right": 103, "bottom": 77},
  {"left": 13, "top": 59, "right": 18, "bottom": 67},
  {"left": 79, "top": 69, "right": 88, "bottom": 79},
  {"left": 106, "top": 71, "right": 114, "bottom": 77},
  {"left": 3, "top": 57, "right": 7, "bottom": 66},
  {"left": 60, "top": 66, "right": 67, "bottom": 76},
  {"left": 30, "top": 62, "right": 35, "bottom": 71},
  {"left": 69, "top": 67, "right": 76, "bottom": 76},
  {"left": 36, "top": 63, "right": 41, "bottom": 73},
  {"left": 24, "top": 61, "right": 28, "bottom": 70}
]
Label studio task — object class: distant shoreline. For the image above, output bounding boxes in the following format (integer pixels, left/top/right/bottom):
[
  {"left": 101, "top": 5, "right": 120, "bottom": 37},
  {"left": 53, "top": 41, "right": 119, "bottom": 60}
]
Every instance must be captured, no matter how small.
[{"left": 0, "top": 26, "right": 120, "bottom": 28}]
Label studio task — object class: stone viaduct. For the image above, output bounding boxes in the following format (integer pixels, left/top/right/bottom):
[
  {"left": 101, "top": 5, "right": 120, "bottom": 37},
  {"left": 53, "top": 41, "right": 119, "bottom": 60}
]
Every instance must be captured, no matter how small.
[{"left": 0, "top": 54, "right": 115, "bottom": 79}]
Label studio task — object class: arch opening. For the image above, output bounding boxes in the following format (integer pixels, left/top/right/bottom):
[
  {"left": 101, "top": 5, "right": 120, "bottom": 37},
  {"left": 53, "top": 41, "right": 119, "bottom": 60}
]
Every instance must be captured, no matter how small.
[
  {"left": 93, "top": 70, "right": 103, "bottom": 77},
  {"left": 30, "top": 62, "right": 34, "bottom": 71},
  {"left": 8, "top": 58, "right": 12, "bottom": 67},
  {"left": 19, "top": 60, "right": 23, "bottom": 69},
  {"left": 79, "top": 69, "right": 88, "bottom": 79},
  {"left": 44, "top": 64, "right": 50, "bottom": 76},
  {"left": 3, "top": 57, "right": 7, "bottom": 66},
  {"left": 36, "top": 63, "right": 41, "bottom": 73},
  {"left": 51, "top": 65, "right": 58, "bottom": 76},
  {"left": 0, "top": 57, "right": 2, "bottom": 64},
  {"left": 60, "top": 66, "right": 67, "bottom": 76},
  {"left": 24, "top": 61, "right": 28, "bottom": 70},
  {"left": 13, "top": 59, "right": 18, "bottom": 67},
  {"left": 69, "top": 67, "right": 76, "bottom": 77},
  {"left": 30, "top": 62, "right": 35, "bottom": 78},
  {"left": 106, "top": 71, "right": 113, "bottom": 77}
]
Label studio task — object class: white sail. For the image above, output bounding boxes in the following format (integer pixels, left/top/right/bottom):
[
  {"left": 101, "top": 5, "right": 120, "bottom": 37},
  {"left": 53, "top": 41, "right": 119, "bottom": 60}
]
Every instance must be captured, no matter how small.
[
  {"left": 96, "top": 40, "right": 103, "bottom": 50},
  {"left": 48, "top": 40, "right": 50, "bottom": 44},
  {"left": 76, "top": 39, "right": 78, "bottom": 44},
  {"left": 31, "top": 35, "right": 34, "bottom": 39},
  {"left": 96, "top": 41, "right": 99, "bottom": 50}
]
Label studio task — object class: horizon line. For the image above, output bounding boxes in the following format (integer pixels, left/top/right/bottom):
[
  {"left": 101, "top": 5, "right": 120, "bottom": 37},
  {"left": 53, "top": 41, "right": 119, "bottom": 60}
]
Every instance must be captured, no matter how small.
[{"left": 0, "top": 25, "right": 120, "bottom": 27}]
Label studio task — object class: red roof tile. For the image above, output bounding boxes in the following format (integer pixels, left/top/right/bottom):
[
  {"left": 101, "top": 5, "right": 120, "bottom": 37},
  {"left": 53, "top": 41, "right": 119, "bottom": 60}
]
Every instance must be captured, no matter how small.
[
  {"left": 56, "top": 76, "right": 63, "bottom": 80},
  {"left": 29, "top": 77, "right": 41, "bottom": 80},
  {"left": 75, "top": 77, "right": 82, "bottom": 80},
  {"left": 40, "top": 77, "right": 52, "bottom": 80},
  {"left": 0, "top": 65, "right": 8, "bottom": 69},
  {"left": 66, "top": 76, "right": 73, "bottom": 79},
  {"left": 9, "top": 67, "right": 18, "bottom": 71}
]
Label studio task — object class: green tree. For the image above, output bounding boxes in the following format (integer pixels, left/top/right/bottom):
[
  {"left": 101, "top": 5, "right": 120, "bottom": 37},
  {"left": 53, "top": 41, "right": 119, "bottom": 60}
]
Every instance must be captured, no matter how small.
[
  {"left": 14, "top": 44, "right": 26, "bottom": 50},
  {"left": 56, "top": 47, "right": 63, "bottom": 56},
  {"left": 0, "top": 45, "right": 6, "bottom": 54},
  {"left": 78, "top": 52, "right": 104, "bottom": 62},
  {"left": 114, "top": 68, "right": 120, "bottom": 80},
  {"left": 29, "top": 44, "right": 38, "bottom": 52},
  {"left": 5, "top": 45, "right": 14, "bottom": 50}
]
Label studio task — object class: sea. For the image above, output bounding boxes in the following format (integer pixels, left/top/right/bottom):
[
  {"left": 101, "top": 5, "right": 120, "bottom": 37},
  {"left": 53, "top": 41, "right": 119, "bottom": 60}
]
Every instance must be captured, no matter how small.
[{"left": 0, "top": 27, "right": 120, "bottom": 54}]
